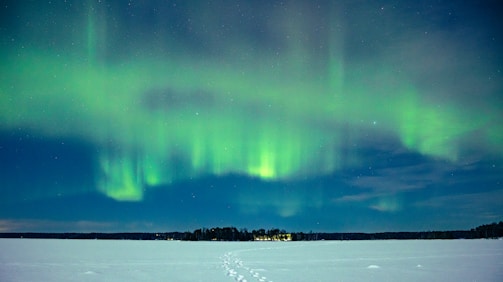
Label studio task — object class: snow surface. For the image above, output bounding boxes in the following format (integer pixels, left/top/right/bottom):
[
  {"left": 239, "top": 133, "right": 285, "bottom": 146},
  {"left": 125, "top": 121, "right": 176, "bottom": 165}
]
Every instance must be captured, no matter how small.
[{"left": 1, "top": 239, "right": 502, "bottom": 281}]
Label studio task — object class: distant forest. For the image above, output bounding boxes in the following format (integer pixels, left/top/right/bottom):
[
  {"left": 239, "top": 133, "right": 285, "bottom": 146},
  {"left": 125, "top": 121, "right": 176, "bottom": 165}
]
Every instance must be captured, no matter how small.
[{"left": 1, "top": 222, "right": 502, "bottom": 241}]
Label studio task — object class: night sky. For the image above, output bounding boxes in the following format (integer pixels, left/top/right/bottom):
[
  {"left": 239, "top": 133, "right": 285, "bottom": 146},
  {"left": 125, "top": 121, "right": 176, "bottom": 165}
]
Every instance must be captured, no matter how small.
[{"left": 1, "top": 0, "right": 502, "bottom": 233}]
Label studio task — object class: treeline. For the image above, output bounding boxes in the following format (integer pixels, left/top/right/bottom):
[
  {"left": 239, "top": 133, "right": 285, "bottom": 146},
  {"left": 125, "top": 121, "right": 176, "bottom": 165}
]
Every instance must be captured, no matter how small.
[
  {"left": 1, "top": 222, "right": 502, "bottom": 241},
  {"left": 0, "top": 232, "right": 188, "bottom": 240}
]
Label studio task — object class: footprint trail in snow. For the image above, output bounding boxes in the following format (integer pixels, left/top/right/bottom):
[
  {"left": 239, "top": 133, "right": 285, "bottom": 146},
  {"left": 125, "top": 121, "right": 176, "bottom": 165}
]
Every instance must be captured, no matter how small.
[{"left": 221, "top": 252, "right": 272, "bottom": 282}]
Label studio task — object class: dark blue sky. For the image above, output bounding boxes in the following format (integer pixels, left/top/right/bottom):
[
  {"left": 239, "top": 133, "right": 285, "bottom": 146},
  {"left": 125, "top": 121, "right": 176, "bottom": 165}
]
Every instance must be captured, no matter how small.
[{"left": 1, "top": 0, "right": 502, "bottom": 232}]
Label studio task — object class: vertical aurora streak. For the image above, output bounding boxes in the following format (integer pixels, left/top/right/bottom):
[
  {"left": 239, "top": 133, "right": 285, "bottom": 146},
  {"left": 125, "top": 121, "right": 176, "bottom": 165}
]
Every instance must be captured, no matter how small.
[{"left": 86, "top": 3, "right": 96, "bottom": 64}]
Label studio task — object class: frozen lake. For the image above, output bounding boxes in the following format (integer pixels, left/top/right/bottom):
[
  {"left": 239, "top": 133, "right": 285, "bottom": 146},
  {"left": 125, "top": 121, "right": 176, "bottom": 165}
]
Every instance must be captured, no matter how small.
[{"left": 1, "top": 239, "right": 502, "bottom": 281}]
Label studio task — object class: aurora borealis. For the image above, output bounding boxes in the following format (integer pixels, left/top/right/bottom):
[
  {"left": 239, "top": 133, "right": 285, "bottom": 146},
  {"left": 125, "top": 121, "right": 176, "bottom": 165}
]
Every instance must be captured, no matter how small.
[{"left": 1, "top": 1, "right": 502, "bottom": 232}]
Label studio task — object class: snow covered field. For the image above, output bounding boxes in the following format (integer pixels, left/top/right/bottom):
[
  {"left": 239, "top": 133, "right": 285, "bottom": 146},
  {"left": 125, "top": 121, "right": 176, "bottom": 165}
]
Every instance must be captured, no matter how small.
[{"left": 1, "top": 239, "right": 502, "bottom": 281}]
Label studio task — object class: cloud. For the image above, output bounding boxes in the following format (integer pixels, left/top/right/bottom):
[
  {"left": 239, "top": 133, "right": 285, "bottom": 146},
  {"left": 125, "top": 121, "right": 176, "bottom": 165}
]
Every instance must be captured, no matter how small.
[
  {"left": 412, "top": 188, "right": 503, "bottom": 227},
  {"left": 237, "top": 182, "right": 324, "bottom": 218},
  {"left": 336, "top": 160, "right": 445, "bottom": 201},
  {"left": 0, "top": 217, "right": 181, "bottom": 233},
  {"left": 369, "top": 197, "right": 402, "bottom": 212},
  {"left": 331, "top": 153, "right": 495, "bottom": 212},
  {"left": 414, "top": 189, "right": 503, "bottom": 210},
  {"left": 0, "top": 219, "right": 117, "bottom": 233}
]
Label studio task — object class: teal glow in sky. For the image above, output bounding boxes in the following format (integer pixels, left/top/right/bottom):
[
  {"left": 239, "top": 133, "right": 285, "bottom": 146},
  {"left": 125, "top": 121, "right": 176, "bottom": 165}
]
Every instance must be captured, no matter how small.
[{"left": 1, "top": 0, "right": 502, "bottom": 232}]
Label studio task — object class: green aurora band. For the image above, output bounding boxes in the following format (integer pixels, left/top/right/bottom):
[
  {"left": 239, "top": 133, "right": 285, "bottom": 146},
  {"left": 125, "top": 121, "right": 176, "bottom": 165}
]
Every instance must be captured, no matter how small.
[{"left": 1, "top": 2, "right": 501, "bottom": 202}]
